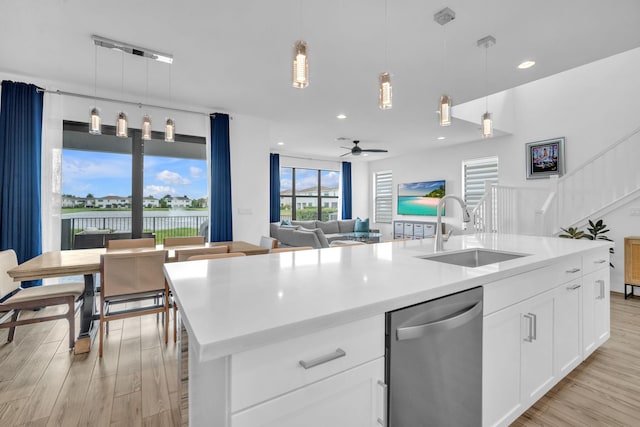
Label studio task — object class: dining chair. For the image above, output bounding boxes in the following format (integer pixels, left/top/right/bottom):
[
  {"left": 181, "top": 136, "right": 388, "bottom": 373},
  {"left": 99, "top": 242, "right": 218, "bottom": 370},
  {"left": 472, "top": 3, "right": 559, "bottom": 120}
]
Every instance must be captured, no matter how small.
[
  {"left": 259, "top": 236, "right": 279, "bottom": 250},
  {"left": 175, "top": 245, "right": 229, "bottom": 262},
  {"left": 106, "top": 237, "right": 156, "bottom": 250},
  {"left": 99, "top": 249, "right": 169, "bottom": 357},
  {"left": 0, "top": 249, "right": 84, "bottom": 349},
  {"left": 163, "top": 236, "right": 205, "bottom": 247},
  {"left": 270, "top": 246, "right": 314, "bottom": 253},
  {"left": 187, "top": 252, "right": 246, "bottom": 261}
]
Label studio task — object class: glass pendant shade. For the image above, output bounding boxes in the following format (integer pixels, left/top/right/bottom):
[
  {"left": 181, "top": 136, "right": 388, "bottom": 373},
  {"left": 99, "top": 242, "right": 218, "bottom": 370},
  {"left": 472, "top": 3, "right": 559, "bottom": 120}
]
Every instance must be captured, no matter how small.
[
  {"left": 165, "top": 118, "right": 175, "bottom": 142},
  {"left": 142, "top": 114, "right": 152, "bottom": 140},
  {"left": 439, "top": 95, "right": 452, "bottom": 126},
  {"left": 482, "top": 112, "right": 493, "bottom": 138},
  {"left": 379, "top": 72, "right": 392, "bottom": 110},
  {"left": 292, "top": 41, "right": 309, "bottom": 88},
  {"left": 89, "top": 107, "right": 102, "bottom": 135},
  {"left": 116, "top": 112, "right": 128, "bottom": 138}
]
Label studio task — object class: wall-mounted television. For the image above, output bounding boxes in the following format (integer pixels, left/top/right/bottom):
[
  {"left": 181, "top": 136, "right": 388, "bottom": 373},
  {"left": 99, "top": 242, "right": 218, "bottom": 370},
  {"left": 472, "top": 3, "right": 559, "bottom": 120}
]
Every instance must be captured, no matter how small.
[{"left": 397, "top": 180, "right": 446, "bottom": 216}]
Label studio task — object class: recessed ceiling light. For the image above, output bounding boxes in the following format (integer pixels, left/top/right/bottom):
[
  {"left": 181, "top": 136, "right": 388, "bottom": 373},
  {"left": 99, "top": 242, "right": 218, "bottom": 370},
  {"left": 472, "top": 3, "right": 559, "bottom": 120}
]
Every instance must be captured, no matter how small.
[
  {"left": 337, "top": 114, "right": 347, "bottom": 119},
  {"left": 437, "top": 136, "right": 446, "bottom": 140},
  {"left": 277, "top": 141, "right": 285, "bottom": 145},
  {"left": 518, "top": 60, "right": 536, "bottom": 69}
]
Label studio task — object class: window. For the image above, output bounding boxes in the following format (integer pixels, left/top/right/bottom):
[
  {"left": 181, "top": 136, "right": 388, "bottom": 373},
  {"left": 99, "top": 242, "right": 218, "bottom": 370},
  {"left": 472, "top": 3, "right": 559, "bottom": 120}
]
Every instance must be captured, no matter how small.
[
  {"left": 374, "top": 170, "right": 393, "bottom": 223},
  {"left": 61, "top": 121, "right": 206, "bottom": 249},
  {"left": 280, "top": 167, "right": 339, "bottom": 221},
  {"left": 462, "top": 157, "right": 499, "bottom": 208}
]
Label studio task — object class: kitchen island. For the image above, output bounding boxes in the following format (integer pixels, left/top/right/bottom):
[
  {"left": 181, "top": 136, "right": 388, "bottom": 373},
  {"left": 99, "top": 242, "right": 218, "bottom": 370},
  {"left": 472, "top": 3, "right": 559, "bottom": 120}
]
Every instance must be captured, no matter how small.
[{"left": 164, "top": 233, "right": 611, "bottom": 426}]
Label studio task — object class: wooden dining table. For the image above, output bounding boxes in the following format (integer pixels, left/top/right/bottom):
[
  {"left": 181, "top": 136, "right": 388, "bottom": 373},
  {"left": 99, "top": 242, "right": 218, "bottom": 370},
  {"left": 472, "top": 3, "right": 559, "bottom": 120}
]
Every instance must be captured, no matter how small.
[{"left": 6, "top": 241, "right": 269, "bottom": 354}]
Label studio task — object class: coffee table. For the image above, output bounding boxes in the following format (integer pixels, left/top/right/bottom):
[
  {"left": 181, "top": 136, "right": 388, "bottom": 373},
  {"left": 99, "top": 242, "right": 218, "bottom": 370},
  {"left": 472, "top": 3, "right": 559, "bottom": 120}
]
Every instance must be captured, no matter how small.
[{"left": 338, "top": 232, "right": 382, "bottom": 243}]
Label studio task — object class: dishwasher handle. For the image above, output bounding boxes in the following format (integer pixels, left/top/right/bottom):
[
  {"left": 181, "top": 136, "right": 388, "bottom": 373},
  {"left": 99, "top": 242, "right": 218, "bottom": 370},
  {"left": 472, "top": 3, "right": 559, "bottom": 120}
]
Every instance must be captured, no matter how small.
[{"left": 396, "top": 301, "right": 482, "bottom": 341}]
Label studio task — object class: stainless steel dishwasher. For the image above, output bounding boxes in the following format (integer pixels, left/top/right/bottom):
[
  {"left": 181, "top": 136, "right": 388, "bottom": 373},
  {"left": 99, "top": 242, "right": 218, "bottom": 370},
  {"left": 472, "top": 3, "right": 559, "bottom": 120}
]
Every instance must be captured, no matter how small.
[{"left": 385, "top": 286, "right": 483, "bottom": 426}]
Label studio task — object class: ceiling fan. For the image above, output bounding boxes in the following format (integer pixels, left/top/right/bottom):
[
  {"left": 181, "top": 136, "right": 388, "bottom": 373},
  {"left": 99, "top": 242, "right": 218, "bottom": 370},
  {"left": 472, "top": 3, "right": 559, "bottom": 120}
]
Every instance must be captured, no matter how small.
[{"left": 340, "top": 140, "right": 388, "bottom": 157}]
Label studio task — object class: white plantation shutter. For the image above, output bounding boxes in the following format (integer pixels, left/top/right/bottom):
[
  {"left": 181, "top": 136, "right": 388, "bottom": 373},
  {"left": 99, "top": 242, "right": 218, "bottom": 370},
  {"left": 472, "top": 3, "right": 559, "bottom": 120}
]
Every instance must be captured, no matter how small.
[
  {"left": 463, "top": 157, "right": 498, "bottom": 208},
  {"left": 374, "top": 170, "right": 393, "bottom": 223}
]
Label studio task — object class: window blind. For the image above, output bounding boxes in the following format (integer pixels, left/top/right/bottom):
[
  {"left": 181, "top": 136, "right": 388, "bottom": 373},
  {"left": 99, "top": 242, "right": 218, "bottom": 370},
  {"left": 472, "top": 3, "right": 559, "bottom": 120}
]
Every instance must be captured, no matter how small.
[
  {"left": 374, "top": 170, "right": 393, "bottom": 223},
  {"left": 463, "top": 158, "right": 498, "bottom": 208}
]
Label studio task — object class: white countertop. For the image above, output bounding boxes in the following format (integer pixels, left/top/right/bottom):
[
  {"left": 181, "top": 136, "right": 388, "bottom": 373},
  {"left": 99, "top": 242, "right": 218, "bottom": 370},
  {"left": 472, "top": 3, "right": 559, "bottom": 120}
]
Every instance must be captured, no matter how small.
[{"left": 164, "top": 233, "right": 610, "bottom": 362}]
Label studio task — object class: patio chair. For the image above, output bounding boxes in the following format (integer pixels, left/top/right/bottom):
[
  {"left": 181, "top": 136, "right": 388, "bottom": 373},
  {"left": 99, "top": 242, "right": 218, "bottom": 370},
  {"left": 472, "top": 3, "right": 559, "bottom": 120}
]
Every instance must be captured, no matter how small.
[{"left": 0, "top": 249, "right": 84, "bottom": 349}]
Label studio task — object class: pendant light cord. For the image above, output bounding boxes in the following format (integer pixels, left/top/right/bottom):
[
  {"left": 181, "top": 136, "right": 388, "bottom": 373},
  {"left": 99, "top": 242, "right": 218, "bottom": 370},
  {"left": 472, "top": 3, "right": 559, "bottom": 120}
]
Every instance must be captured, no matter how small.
[
  {"left": 121, "top": 51, "right": 125, "bottom": 102},
  {"left": 93, "top": 45, "right": 98, "bottom": 105},
  {"left": 384, "top": 0, "right": 388, "bottom": 69},
  {"left": 484, "top": 43, "right": 489, "bottom": 112}
]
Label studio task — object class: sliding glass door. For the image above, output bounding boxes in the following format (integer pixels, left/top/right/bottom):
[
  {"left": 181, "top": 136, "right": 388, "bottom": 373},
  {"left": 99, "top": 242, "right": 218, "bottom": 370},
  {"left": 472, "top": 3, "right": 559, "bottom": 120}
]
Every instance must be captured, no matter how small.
[{"left": 61, "top": 121, "right": 206, "bottom": 249}]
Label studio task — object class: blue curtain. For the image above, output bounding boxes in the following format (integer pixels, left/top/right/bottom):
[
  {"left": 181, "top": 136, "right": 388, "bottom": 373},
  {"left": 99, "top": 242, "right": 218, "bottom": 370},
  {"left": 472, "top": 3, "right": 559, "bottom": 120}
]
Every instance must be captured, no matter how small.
[
  {"left": 341, "top": 161, "right": 352, "bottom": 220},
  {"left": 209, "top": 113, "right": 233, "bottom": 242},
  {"left": 269, "top": 153, "right": 280, "bottom": 223},
  {"left": 0, "top": 81, "right": 43, "bottom": 287}
]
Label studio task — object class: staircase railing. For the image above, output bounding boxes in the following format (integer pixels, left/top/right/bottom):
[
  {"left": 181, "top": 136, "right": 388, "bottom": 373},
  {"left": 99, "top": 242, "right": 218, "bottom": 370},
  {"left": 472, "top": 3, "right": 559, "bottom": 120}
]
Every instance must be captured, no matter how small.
[
  {"left": 541, "top": 125, "right": 640, "bottom": 232},
  {"left": 471, "top": 182, "right": 550, "bottom": 235}
]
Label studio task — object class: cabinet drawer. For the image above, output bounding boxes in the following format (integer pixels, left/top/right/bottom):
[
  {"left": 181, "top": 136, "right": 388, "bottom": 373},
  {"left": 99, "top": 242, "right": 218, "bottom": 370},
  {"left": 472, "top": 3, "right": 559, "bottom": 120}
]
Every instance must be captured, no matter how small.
[
  {"left": 394, "top": 222, "right": 404, "bottom": 233},
  {"left": 403, "top": 223, "right": 414, "bottom": 236},
  {"left": 231, "top": 315, "right": 385, "bottom": 411},
  {"left": 484, "top": 255, "right": 582, "bottom": 315},
  {"left": 582, "top": 248, "right": 610, "bottom": 275}
]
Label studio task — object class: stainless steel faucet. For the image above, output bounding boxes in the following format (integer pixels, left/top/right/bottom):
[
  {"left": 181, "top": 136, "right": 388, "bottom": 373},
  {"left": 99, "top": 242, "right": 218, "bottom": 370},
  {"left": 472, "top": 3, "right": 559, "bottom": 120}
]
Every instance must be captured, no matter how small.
[{"left": 434, "top": 195, "right": 472, "bottom": 252}]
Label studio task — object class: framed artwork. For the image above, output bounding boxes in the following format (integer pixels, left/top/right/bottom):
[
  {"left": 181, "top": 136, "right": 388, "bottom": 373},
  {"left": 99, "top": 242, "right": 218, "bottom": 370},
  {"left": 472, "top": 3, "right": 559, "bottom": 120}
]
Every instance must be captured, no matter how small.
[{"left": 525, "top": 137, "right": 565, "bottom": 179}]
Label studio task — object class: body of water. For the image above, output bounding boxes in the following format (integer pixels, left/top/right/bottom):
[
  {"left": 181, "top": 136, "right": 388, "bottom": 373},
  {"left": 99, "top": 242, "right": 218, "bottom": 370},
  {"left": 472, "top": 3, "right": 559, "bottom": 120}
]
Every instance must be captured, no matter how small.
[{"left": 397, "top": 196, "right": 443, "bottom": 216}]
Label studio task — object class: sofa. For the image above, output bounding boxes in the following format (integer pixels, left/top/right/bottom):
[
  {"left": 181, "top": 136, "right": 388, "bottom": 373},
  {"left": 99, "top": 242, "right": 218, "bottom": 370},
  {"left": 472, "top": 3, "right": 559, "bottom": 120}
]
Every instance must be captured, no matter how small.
[{"left": 270, "top": 219, "right": 373, "bottom": 249}]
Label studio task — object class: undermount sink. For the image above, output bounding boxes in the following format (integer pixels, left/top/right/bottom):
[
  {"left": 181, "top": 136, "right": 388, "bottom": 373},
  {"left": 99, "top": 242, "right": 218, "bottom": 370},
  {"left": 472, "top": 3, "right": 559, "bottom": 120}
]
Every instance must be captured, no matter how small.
[{"left": 418, "top": 248, "right": 528, "bottom": 268}]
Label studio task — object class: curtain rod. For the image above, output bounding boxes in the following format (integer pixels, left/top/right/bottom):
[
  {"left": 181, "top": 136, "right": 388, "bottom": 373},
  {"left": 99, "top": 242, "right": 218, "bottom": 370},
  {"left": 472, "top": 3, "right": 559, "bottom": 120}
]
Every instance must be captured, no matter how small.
[{"left": 36, "top": 88, "right": 230, "bottom": 118}]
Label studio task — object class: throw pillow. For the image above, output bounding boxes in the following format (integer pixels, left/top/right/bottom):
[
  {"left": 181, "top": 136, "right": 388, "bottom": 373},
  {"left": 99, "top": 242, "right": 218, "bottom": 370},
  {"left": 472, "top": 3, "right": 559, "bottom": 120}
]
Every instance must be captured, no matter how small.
[
  {"left": 354, "top": 217, "right": 369, "bottom": 232},
  {"left": 281, "top": 219, "right": 291, "bottom": 226},
  {"left": 338, "top": 219, "right": 356, "bottom": 233}
]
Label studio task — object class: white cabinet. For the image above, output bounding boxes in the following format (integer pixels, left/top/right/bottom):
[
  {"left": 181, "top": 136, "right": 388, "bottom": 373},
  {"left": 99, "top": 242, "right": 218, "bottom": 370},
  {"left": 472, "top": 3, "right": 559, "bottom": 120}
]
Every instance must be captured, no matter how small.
[
  {"left": 393, "top": 220, "right": 437, "bottom": 239},
  {"left": 483, "top": 288, "right": 555, "bottom": 427},
  {"left": 483, "top": 248, "right": 610, "bottom": 427},
  {"left": 553, "top": 279, "right": 583, "bottom": 377},
  {"left": 232, "top": 358, "right": 385, "bottom": 427},
  {"left": 229, "top": 316, "right": 386, "bottom": 427},
  {"left": 583, "top": 267, "right": 610, "bottom": 357}
]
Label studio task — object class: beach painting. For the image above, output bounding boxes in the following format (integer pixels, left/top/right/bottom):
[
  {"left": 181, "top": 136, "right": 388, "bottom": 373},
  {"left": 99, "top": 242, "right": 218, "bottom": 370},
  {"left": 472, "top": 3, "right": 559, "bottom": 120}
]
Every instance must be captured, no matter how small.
[{"left": 397, "top": 180, "right": 446, "bottom": 216}]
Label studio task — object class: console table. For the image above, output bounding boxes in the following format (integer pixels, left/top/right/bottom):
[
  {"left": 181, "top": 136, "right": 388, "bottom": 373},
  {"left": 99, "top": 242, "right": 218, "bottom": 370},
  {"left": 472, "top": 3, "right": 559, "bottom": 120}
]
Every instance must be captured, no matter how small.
[{"left": 624, "top": 236, "right": 640, "bottom": 298}]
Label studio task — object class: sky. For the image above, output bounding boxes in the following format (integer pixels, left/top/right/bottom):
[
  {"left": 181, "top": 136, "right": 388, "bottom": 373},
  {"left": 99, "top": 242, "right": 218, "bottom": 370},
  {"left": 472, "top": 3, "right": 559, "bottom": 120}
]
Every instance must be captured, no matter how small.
[
  {"left": 62, "top": 149, "right": 208, "bottom": 199},
  {"left": 398, "top": 180, "right": 446, "bottom": 197},
  {"left": 280, "top": 167, "right": 339, "bottom": 192}
]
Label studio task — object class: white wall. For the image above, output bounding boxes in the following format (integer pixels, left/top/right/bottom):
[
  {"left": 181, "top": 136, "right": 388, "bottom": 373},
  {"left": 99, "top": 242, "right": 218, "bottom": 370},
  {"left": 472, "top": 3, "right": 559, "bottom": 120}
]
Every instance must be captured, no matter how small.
[
  {"left": 229, "top": 114, "right": 271, "bottom": 243},
  {"left": 368, "top": 47, "right": 640, "bottom": 291}
]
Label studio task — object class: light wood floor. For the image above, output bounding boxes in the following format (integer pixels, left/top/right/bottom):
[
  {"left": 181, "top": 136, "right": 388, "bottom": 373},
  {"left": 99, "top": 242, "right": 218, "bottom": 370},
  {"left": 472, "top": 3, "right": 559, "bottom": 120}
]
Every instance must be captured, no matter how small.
[
  {"left": 0, "top": 292, "right": 639, "bottom": 426},
  {"left": 515, "top": 292, "right": 640, "bottom": 426},
  {"left": 0, "top": 306, "right": 179, "bottom": 426}
]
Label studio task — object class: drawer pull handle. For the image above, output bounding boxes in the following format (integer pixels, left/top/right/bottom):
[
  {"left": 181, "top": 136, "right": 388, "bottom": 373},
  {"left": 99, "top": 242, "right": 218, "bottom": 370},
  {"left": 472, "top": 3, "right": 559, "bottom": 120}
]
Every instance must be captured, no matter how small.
[
  {"left": 565, "top": 268, "right": 581, "bottom": 274},
  {"left": 594, "top": 259, "right": 607, "bottom": 264},
  {"left": 567, "top": 284, "right": 581, "bottom": 291},
  {"left": 299, "top": 348, "right": 346, "bottom": 369}
]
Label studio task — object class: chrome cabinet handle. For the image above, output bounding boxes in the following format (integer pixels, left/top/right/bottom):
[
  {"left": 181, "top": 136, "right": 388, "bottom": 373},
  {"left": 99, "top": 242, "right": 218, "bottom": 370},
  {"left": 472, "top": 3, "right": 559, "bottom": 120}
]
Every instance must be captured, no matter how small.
[
  {"left": 566, "top": 284, "right": 581, "bottom": 291},
  {"left": 377, "top": 380, "right": 388, "bottom": 426},
  {"left": 565, "top": 268, "right": 581, "bottom": 274},
  {"left": 523, "top": 313, "right": 534, "bottom": 343},
  {"left": 596, "top": 280, "right": 605, "bottom": 300},
  {"left": 594, "top": 259, "right": 607, "bottom": 264},
  {"left": 530, "top": 313, "right": 537, "bottom": 341},
  {"left": 298, "top": 348, "right": 346, "bottom": 369}
]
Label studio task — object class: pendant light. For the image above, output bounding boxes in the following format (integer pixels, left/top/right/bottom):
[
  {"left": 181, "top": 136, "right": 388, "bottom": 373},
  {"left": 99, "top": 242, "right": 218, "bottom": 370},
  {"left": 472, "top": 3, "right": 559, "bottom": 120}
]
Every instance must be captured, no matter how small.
[
  {"left": 89, "top": 45, "right": 102, "bottom": 135},
  {"left": 434, "top": 8, "right": 455, "bottom": 126},
  {"left": 292, "top": 40, "right": 309, "bottom": 88},
  {"left": 165, "top": 63, "right": 175, "bottom": 142},
  {"left": 141, "top": 60, "right": 152, "bottom": 140},
  {"left": 378, "top": 0, "right": 392, "bottom": 109},
  {"left": 116, "top": 51, "right": 128, "bottom": 138},
  {"left": 477, "top": 35, "right": 496, "bottom": 139}
]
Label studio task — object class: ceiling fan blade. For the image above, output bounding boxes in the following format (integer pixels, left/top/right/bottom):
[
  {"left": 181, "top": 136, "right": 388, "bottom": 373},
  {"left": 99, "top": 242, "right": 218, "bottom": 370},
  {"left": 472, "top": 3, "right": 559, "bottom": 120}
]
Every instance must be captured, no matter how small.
[
  {"left": 340, "top": 146, "right": 353, "bottom": 150},
  {"left": 361, "top": 149, "right": 388, "bottom": 153},
  {"left": 339, "top": 152, "right": 352, "bottom": 157}
]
